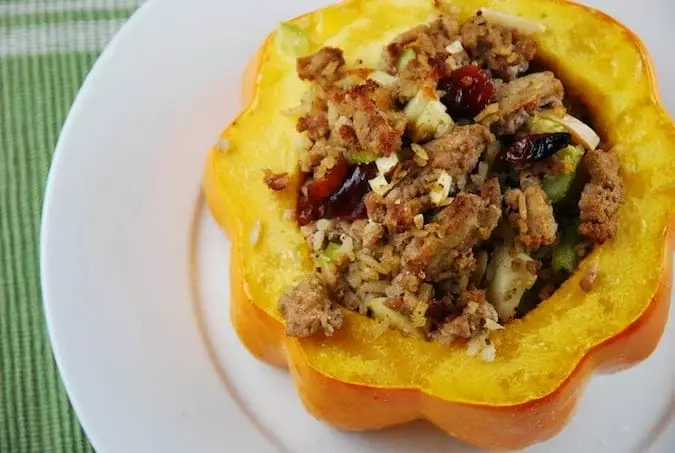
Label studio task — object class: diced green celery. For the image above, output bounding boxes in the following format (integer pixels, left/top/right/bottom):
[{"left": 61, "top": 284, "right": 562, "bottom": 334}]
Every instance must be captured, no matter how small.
[
  {"left": 318, "top": 242, "right": 341, "bottom": 269},
  {"left": 526, "top": 114, "right": 565, "bottom": 134},
  {"left": 542, "top": 176, "right": 573, "bottom": 203},
  {"left": 276, "top": 22, "right": 310, "bottom": 58},
  {"left": 542, "top": 145, "right": 585, "bottom": 202},
  {"left": 552, "top": 243, "right": 577, "bottom": 273},
  {"left": 552, "top": 225, "right": 581, "bottom": 273},
  {"left": 347, "top": 150, "right": 378, "bottom": 164},
  {"left": 558, "top": 144, "right": 585, "bottom": 162},
  {"left": 397, "top": 48, "right": 417, "bottom": 72}
]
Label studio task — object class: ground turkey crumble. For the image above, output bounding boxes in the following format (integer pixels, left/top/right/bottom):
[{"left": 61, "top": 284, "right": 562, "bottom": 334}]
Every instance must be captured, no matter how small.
[
  {"left": 504, "top": 185, "right": 558, "bottom": 250},
  {"left": 265, "top": 9, "right": 624, "bottom": 350},
  {"left": 579, "top": 149, "right": 623, "bottom": 243},
  {"left": 279, "top": 275, "right": 343, "bottom": 337}
]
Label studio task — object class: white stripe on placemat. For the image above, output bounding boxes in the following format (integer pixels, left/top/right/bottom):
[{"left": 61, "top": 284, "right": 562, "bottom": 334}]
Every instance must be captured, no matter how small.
[
  {"left": 0, "top": 20, "right": 127, "bottom": 56},
  {"left": 0, "top": 0, "right": 146, "bottom": 15}
]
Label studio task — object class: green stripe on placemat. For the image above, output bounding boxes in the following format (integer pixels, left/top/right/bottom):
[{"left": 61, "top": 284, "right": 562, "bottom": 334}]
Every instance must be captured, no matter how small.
[
  {"left": 1, "top": 52, "right": 98, "bottom": 453},
  {"left": 0, "top": 2, "right": 143, "bottom": 452},
  {"left": 0, "top": 8, "right": 136, "bottom": 28}
]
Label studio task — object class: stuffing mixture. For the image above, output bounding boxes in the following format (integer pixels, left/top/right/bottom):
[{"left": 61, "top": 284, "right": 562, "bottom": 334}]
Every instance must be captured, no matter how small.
[{"left": 266, "top": 8, "right": 623, "bottom": 354}]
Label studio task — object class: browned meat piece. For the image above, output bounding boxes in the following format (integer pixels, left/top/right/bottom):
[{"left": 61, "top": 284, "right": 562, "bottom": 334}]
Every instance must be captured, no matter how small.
[
  {"left": 480, "top": 177, "right": 502, "bottom": 206},
  {"left": 423, "top": 124, "right": 495, "bottom": 178},
  {"left": 364, "top": 167, "right": 438, "bottom": 232},
  {"left": 330, "top": 81, "right": 406, "bottom": 157},
  {"left": 505, "top": 185, "right": 558, "bottom": 250},
  {"left": 306, "top": 140, "right": 346, "bottom": 173},
  {"left": 352, "top": 108, "right": 406, "bottom": 157},
  {"left": 479, "top": 72, "right": 564, "bottom": 134},
  {"left": 263, "top": 170, "right": 289, "bottom": 191},
  {"left": 461, "top": 14, "right": 537, "bottom": 80},
  {"left": 429, "top": 288, "right": 498, "bottom": 345},
  {"left": 430, "top": 313, "right": 472, "bottom": 343},
  {"left": 297, "top": 112, "right": 330, "bottom": 141},
  {"left": 364, "top": 192, "right": 387, "bottom": 224},
  {"left": 361, "top": 221, "right": 385, "bottom": 249},
  {"left": 579, "top": 149, "right": 623, "bottom": 243},
  {"left": 333, "top": 123, "right": 359, "bottom": 148},
  {"left": 382, "top": 271, "right": 423, "bottom": 315},
  {"left": 380, "top": 191, "right": 431, "bottom": 232},
  {"left": 403, "top": 192, "right": 501, "bottom": 280},
  {"left": 278, "top": 275, "right": 343, "bottom": 337},
  {"left": 386, "top": 270, "right": 422, "bottom": 298},
  {"left": 328, "top": 278, "right": 360, "bottom": 311},
  {"left": 297, "top": 47, "right": 345, "bottom": 87},
  {"left": 382, "top": 16, "right": 460, "bottom": 71},
  {"left": 392, "top": 60, "right": 446, "bottom": 103}
]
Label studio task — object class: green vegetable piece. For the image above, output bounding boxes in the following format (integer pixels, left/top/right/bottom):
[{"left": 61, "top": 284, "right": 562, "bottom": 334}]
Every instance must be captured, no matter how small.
[
  {"left": 552, "top": 225, "right": 581, "bottom": 273},
  {"left": 526, "top": 114, "right": 565, "bottom": 134},
  {"left": 552, "top": 243, "right": 577, "bottom": 273},
  {"left": 318, "top": 242, "right": 341, "bottom": 269},
  {"left": 397, "top": 48, "right": 417, "bottom": 72},
  {"left": 542, "top": 145, "right": 585, "bottom": 202},
  {"left": 276, "top": 22, "right": 310, "bottom": 58},
  {"left": 348, "top": 150, "right": 378, "bottom": 164}
]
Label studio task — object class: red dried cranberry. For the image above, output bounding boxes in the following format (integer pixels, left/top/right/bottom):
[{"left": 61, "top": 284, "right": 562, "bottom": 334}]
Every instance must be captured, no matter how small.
[
  {"left": 296, "top": 191, "right": 317, "bottom": 226},
  {"left": 503, "top": 132, "right": 572, "bottom": 163},
  {"left": 438, "top": 65, "right": 495, "bottom": 118},
  {"left": 306, "top": 158, "right": 351, "bottom": 202},
  {"left": 296, "top": 162, "right": 377, "bottom": 226},
  {"left": 323, "top": 163, "right": 377, "bottom": 220},
  {"left": 425, "top": 298, "right": 455, "bottom": 324}
]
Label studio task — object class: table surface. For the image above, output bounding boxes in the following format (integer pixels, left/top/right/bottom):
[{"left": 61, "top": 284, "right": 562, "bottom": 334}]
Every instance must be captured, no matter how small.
[{"left": 0, "top": 2, "right": 145, "bottom": 451}]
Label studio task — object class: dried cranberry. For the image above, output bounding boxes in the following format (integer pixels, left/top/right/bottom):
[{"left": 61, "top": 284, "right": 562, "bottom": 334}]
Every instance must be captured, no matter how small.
[
  {"left": 425, "top": 298, "right": 454, "bottom": 324},
  {"left": 438, "top": 65, "right": 495, "bottom": 118},
  {"left": 503, "top": 132, "right": 572, "bottom": 163},
  {"left": 296, "top": 162, "right": 377, "bottom": 226},
  {"left": 306, "top": 158, "right": 351, "bottom": 202},
  {"left": 342, "top": 199, "right": 367, "bottom": 221},
  {"left": 296, "top": 191, "right": 317, "bottom": 226},
  {"left": 323, "top": 163, "right": 377, "bottom": 220}
]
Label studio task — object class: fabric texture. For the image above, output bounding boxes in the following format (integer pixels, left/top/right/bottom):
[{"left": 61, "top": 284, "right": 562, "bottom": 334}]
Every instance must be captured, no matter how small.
[{"left": 0, "top": 1, "right": 144, "bottom": 451}]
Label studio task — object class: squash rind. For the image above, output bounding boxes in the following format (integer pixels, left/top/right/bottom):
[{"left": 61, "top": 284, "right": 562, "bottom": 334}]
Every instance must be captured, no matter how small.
[{"left": 203, "top": 0, "right": 675, "bottom": 449}]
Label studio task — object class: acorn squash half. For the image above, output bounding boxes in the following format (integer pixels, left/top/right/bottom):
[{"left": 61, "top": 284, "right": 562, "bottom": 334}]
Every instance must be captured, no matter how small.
[{"left": 203, "top": 0, "right": 675, "bottom": 449}]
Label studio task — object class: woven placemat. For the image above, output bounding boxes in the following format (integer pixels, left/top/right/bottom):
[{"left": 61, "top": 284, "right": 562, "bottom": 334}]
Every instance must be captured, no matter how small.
[{"left": 0, "top": 2, "right": 145, "bottom": 451}]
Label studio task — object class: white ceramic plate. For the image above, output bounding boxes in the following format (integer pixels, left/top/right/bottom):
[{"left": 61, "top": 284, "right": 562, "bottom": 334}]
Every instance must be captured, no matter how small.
[{"left": 40, "top": 0, "right": 675, "bottom": 452}]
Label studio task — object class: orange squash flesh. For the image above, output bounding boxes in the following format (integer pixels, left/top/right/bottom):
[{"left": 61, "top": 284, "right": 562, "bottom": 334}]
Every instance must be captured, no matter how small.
[{"left": 203, "top": 0, "right": 675, "bottom": 449}]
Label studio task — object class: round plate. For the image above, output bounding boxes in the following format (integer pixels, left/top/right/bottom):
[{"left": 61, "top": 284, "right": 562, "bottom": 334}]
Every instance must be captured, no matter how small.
[{"left": 40, "top": 0, "right": 675, "bottom": 451}]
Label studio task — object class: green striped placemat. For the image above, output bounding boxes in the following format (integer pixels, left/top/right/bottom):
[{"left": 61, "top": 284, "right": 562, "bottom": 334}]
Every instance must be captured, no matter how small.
[{"left": 0, "top": 2, "right": 144, "bottom": 451}]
